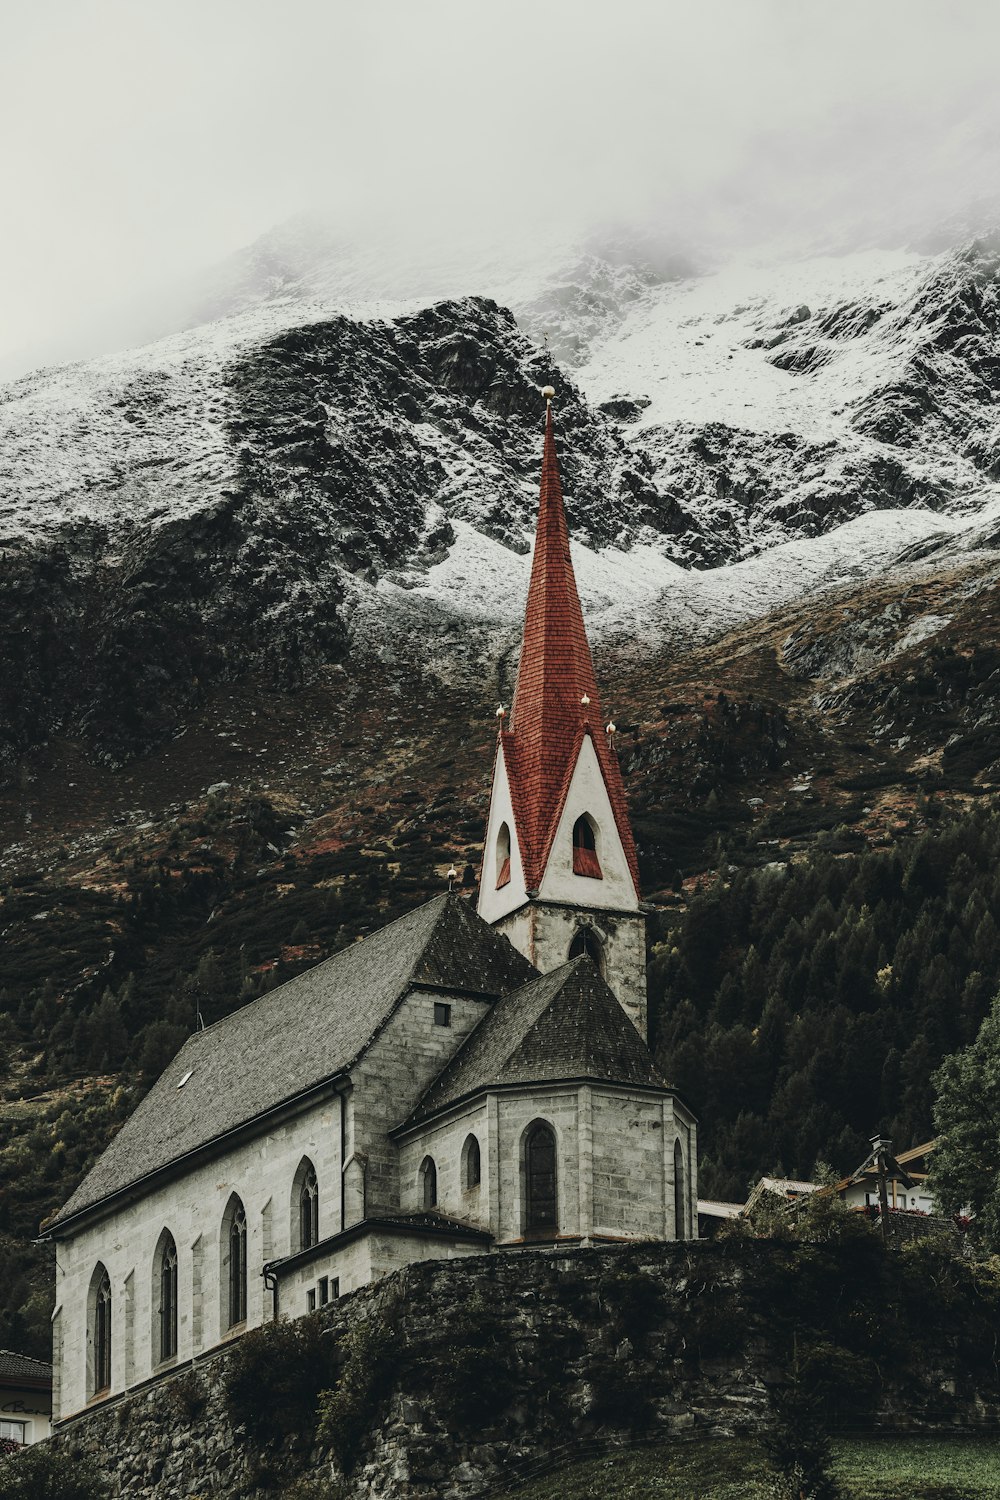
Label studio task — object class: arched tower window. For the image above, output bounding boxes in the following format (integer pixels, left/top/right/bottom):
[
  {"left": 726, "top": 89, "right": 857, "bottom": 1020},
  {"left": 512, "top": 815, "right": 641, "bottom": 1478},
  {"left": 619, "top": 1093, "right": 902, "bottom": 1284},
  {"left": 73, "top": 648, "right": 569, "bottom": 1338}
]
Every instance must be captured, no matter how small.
[
  {"left": 524, "top": 1121, "right": 558, "bottom": 1234},
  {"left": 568, "top": 925, "right": 605, "bottom": 974},
  {"left": 420, "top": 1156, "right": 438, "bottom": 1210},
  {"left": 222, "top": 1196, "right": 248, "bottom": 1329},
  {"left": 156, "top": 1232, "right": 178, "bottom": 1362},
  {"left": 496, "top": 822, "right": 511, "bottom": 889},
  {"left": 89, "top": 1264, "right": 112, "bottom": 1396},
  {"left": 572, "top": 815, "right": 602, "bottom": 878},
  {"left": 295, "top": 1159, "right": 319, "bottom": 1251},
  {"left": 674, "top": 1139, "right": 686, "bottom": 1241},
  {"left": 463, "top": 1134, "right": 481, "bottom": 1190}
]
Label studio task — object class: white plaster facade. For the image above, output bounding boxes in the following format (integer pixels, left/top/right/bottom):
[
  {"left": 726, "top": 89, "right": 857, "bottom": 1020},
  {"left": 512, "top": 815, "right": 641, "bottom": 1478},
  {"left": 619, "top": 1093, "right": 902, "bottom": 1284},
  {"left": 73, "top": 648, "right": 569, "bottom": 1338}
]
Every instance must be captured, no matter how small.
[{"left": 479, "top": 734, "right": 648, "bottom": 1037}]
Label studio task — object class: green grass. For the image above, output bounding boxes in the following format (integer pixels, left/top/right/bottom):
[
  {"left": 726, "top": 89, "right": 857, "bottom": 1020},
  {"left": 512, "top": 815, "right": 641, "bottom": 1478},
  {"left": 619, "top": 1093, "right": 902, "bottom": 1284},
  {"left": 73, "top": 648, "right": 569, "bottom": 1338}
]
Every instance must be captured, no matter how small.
[
  {"left": 833, "top": 1436, "right": 1000, "bottom": 1498},
  {"left": 498, "top": 1436, "right": 1000, "bottom": 1499}
]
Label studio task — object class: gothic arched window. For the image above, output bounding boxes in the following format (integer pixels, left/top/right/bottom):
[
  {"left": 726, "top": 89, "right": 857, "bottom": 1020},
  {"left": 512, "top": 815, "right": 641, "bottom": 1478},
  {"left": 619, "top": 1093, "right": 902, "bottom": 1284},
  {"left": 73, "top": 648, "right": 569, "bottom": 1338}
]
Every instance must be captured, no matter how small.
[
  {"left": 568, "top": 925, "right": 605, "bottom": 974},
  {"left": 674, "top": 1139, "right": 686, "bottom": 1241},
  {"left": 298, "top": 1161, "right": 319, "bottom": 1251},
  {"left": 90, "top": 1264, "right": 112, "bottom": 1396},
  {"left": 496, "top": 822, "right": 511, "bottom": 889},
  {"left": 156, "top": 1232, "right": 178, "bottom": 1362},
  {"left": 420, "top": 1156, "right": 438, "bottom": 1211},
  {"left": 524, "top": 1121, "right": 558, "bottom": 1234},
  {"left": 572, "top": 815, "right": 602, "bottom": 878},
  {"left": 223, "top": 1197, "right": 247, "bottom": 1328},
  {"left": 463, "top": 1134, "right": 481, "bottom": 1190}
]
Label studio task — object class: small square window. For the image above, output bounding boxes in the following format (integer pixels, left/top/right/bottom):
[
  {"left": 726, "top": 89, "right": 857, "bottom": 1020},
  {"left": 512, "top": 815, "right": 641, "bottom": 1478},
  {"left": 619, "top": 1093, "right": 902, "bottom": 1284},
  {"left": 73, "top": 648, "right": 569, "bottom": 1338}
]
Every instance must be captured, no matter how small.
[
  {"left": 307, "top": 1289, "right": 316, "bottom": 1312},
  {"left": 434, "top": 1002, "right": 451, "bottom": 1027},
  {"left": 0, "top": 1421, "right": 26, "bottom": 1445},
  {"left": 319, "top": 1276, "right": 329, "bottom": 1305}
]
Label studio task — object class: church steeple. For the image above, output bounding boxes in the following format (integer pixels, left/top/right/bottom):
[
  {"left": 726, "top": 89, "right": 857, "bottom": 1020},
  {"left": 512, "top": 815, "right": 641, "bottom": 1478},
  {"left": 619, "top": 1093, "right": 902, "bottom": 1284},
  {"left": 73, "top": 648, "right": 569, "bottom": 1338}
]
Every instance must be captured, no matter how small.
[
  {"left": 504, "top": 393, "right": 641, "bottom": 899},
  {"left": 478, "top": 388, "right": 647, "bottom": 1038}
]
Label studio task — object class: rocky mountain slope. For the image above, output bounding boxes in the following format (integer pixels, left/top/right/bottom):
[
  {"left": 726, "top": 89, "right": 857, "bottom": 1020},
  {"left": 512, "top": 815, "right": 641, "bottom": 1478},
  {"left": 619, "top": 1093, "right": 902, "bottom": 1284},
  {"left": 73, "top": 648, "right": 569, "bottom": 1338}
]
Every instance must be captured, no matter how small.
[{"left": 4, "top": 231, "right": 1000, "bottom": 784}]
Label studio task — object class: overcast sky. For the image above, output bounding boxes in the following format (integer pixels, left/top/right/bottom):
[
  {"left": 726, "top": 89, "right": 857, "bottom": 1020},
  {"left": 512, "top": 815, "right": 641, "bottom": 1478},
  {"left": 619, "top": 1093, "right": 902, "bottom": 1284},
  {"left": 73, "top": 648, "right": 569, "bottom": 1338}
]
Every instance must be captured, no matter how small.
[{"left": 2, "top": 0, "right": 999, "bottom": 374}]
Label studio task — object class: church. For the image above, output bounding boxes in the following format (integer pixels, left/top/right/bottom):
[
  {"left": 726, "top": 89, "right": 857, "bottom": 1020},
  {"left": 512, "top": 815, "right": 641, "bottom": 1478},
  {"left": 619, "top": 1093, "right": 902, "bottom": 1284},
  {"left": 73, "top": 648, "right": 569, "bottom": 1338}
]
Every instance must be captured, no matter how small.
[{"left": 44, "top": 389, "right": 698, "bottom": 1424}]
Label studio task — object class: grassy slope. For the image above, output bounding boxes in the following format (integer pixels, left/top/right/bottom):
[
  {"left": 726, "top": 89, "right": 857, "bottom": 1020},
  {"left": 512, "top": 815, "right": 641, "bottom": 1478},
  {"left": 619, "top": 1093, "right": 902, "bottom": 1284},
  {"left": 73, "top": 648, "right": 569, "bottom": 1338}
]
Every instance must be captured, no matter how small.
[{"left": 501, "top": 1437, "right": 1000, "bottom": 1499}]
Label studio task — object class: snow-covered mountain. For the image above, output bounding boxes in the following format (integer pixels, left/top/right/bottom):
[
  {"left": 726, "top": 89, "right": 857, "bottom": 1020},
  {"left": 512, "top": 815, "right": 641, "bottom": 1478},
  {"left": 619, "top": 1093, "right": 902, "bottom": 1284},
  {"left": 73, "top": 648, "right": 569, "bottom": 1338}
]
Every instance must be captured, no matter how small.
[{"left": 2, "top": 224, "right": 1000, "bottom": 771}]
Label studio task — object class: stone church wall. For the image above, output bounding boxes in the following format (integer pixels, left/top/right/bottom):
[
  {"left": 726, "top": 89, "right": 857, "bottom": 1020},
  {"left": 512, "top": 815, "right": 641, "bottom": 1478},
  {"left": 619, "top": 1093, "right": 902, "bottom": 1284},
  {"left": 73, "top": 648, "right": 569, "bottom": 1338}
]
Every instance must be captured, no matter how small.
[
  {"left": 54, "top": 1089, "right": 344, "bottom": 1422},
  {"left": 351, "top": 988, "right": 496, "bottom": 1219},
  {"left": 48, "top": 1239, "right": 1000, "bottom": 1500}
]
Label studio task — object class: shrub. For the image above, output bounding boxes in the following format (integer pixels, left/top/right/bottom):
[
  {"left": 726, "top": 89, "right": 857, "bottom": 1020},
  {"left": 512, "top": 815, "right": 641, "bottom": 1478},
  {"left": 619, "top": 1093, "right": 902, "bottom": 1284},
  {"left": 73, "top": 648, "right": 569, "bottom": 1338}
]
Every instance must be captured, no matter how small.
[
  {"left": 223, "top": 1315, "right": 338, "bottom": 1447},
  {"left": 763, "top": 1375, "right": 841, "bottom": 1500},
  {"left": 166, "top": 1367, "right": 207, "bottom": 1422},
  {"left": 600, "top": 1269, "right": 664, "bottom": 1351},
  {"left": 316, "top": 1311, "right": 396, "bottom": 1474},
  {"left": 0, "top": 1445, "right": 109, "bottom": 1500},
  {"left": 434, "top": 1291, "right": 520, "bottom": 1429}
]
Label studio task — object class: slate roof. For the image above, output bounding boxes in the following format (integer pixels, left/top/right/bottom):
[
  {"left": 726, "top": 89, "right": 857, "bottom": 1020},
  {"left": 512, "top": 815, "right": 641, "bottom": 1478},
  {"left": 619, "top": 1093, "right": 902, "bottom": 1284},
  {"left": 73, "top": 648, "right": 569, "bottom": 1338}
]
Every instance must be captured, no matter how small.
[
  {"left": 0, "top": 1350, "right": 52, "bottom": 1385},
  {"left": 50, "top": 894, "right": 535, "bottom": 1231},
  {"left": 502, "top": 402, "right": 641, "bottom": 896},
  {"left": 407, "top": 955, "right": 665, "bottom": 1124}
]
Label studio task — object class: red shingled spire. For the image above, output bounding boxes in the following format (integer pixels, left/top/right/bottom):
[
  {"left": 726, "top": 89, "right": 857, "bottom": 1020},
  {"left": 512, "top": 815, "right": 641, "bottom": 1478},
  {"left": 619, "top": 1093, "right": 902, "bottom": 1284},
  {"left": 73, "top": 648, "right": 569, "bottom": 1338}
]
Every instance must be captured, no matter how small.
[{"left": 501, "top": 395, "right": 641, "bottom": 897}]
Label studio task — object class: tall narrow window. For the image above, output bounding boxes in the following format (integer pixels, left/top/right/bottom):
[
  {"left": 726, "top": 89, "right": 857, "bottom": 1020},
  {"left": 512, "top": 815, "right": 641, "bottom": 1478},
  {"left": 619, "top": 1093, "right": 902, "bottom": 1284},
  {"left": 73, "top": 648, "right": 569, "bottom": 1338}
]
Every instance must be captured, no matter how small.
[
  {"left": 420, "top": 1156, "right": 438, "bottom": 1210},
  {"left": 299, "top": 1165, "right": 319, "bottom": 1251},
  {"left": 463, "top": 1134, "right": 481, "bottom": 1190},
  {"left": 158, "top": 1233, "right": 178, "bottom": 1362},
  {"left": 92, "top": 1265, "right": 112, "bottom": 1395},
  {"left": 674, "top": 1139, "right": 686, "bottom": 1241},
  {"left": 572, "top": 815, "right": 602, "bottom": 878},
  {"left": 227, "top": 1200, "right": 247, "bottom": 1327},
  {"left": 569, "top": 925, "right": 605, "bottom": 974},
  {"left": 496, "top": 822, "right": 511, "bottom": 889},
  {"left": 525, "top": 1122, "right": 557, "bottom": 1234}
]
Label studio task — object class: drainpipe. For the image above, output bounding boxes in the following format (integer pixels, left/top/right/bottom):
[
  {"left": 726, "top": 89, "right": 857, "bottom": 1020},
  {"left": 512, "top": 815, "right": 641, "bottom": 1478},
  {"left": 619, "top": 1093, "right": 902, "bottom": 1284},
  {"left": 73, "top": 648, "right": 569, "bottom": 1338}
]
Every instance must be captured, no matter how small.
[
  {"left": 340, "top": 1090, "right": 347, "bottom": 1235},
  {"left": 262, "top": 1262, "right": 279, "bottom": 1322}
]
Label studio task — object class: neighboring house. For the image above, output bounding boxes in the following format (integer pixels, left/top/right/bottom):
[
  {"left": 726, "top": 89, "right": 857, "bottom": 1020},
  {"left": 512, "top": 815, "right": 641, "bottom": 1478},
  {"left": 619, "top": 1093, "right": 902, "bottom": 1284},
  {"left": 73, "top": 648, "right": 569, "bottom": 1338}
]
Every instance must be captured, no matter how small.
[
  {"left": 736, "top": 1139, "right": 942, "bottom": 1231},
  {"left": 742, "top": 1176, "right": 821, "bottom": 1216},
  {"left": 0, "top": 1351, "right": 52, "bottom": 1445},
  {"left": 697, "top": 1199, "right": 742, "bottom": 1237},
  {"left": 833, "top": 1138, "right": 938, "bottom": 1215},
  {"left": 42, "top": 393, "right": 698, "bottom": 1425}
]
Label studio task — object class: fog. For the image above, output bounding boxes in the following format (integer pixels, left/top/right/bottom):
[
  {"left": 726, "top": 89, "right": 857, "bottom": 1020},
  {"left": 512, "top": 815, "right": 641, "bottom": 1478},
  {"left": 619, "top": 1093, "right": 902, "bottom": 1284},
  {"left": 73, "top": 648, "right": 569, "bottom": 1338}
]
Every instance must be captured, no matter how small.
[{"left": 2, "top": 0, "right": 999, "bottom": 377}]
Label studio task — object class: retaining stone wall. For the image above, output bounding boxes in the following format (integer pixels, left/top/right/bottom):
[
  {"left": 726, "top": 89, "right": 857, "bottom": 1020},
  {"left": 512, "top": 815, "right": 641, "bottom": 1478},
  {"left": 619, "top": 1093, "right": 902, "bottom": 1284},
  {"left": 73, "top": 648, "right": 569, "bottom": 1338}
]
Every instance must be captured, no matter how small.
[{"left": 48, "top": 1239, "right": 1000, "bottom": 1500}]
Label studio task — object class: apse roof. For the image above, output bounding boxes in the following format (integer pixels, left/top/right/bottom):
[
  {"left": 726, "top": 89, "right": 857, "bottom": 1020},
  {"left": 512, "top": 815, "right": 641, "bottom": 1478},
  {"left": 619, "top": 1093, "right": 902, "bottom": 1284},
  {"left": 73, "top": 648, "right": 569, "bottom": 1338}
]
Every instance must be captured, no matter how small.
[{"left": 407, "top": 955, "right": 665, "bottom": 1124}]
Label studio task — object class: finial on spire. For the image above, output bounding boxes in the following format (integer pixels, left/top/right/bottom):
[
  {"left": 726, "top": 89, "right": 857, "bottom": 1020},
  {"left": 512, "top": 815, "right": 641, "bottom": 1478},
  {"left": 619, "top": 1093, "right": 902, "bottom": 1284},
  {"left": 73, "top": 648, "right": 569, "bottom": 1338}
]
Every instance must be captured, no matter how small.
[
  {"left": 581, "top": 693, "right": 591, "bottom": 708},
  {"left": 447, "top": 865, "right": 458, "bottom": 892},
  {"left": 495, "top": 704, "right": 506, "bottom": 720},
  {"left": 606, "top": 719, "right": 617, "bottom": 738},
  {"left": 541, "top": 384, "right": 555, "bottom": 405}
]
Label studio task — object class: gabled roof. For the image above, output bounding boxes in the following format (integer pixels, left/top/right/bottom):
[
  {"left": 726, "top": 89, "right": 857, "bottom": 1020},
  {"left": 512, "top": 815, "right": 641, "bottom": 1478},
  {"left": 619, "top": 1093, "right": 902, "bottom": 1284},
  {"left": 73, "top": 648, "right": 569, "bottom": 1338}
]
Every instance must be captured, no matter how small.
[
  {"left": 0, "top": 1350, "right": 52, "bottom": 1385},
  {"left": 407, "top": 955, "right": 664, "bottom": 1124},
  {"left": 502, "top": 401, "right": 641, "bottom": 897},
  {"left": 50, "top": 894, "right": 535, "bottom": 1231}
]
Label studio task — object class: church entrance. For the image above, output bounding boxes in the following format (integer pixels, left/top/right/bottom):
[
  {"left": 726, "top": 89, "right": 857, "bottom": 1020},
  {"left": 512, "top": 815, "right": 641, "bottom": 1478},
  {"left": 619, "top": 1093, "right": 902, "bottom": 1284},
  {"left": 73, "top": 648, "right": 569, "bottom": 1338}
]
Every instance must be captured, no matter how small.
[{"left": 525, "top": 1122, "right": 557, "bottom": 1234}]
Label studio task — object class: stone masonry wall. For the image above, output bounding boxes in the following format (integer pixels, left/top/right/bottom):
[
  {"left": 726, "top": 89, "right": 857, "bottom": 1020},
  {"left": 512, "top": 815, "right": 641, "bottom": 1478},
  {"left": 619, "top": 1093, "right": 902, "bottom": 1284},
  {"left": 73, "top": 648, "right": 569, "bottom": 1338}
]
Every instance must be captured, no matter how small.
[{"left": 48, "top": 1238, "right": 1000, "bottom": 1500}]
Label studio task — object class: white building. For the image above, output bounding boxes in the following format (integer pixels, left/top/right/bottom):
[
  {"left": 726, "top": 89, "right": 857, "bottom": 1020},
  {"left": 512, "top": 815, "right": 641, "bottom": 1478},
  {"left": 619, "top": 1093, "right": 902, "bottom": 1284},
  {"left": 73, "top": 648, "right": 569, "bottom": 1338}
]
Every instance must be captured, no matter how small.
[
  {"left": 0, "top": 1351, "right": 52, "bottom": 1446},
  {"left": 43, "top": 391, "right": 698, "bottom": 1424}
]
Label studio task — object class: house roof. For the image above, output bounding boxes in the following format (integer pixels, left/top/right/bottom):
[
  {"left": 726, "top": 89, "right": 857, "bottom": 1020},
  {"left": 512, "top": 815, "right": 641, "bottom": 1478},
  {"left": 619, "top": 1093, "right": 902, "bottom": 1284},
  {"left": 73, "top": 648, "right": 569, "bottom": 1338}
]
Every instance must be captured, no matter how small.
[
  {"left": 50, "top": 894, "right": 535, "bottom": 1231},
  {"left": 502, "top": 401, "right": 641, "bottom": 897},
  {"left": 407, "top": 955, "right": 664, "bottom": 1124},
  {"left": 0, "top": 1350, "right": 52, "bottom": 1385}
]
